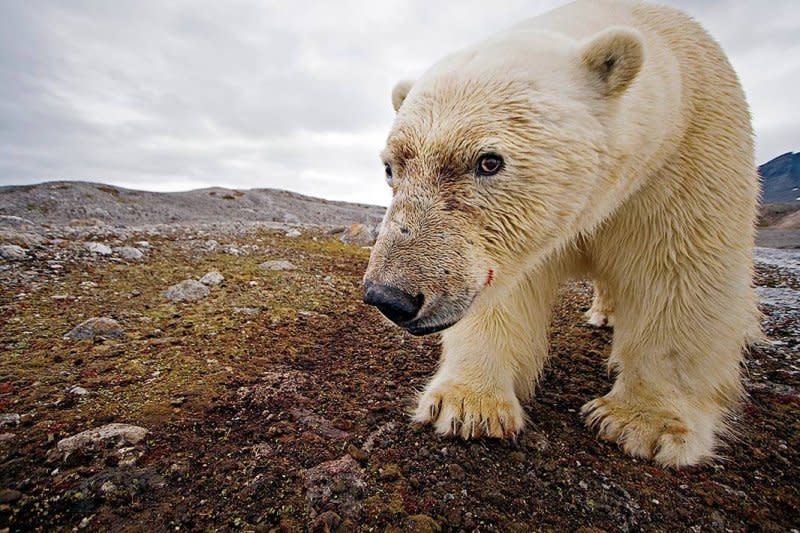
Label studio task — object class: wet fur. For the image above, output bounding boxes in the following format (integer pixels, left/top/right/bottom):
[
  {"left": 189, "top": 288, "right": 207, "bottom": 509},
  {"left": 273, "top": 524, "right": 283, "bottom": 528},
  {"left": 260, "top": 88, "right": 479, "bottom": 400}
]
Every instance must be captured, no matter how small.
[{"left": 366, "top": 0, "right": 759, "bottom": 467}]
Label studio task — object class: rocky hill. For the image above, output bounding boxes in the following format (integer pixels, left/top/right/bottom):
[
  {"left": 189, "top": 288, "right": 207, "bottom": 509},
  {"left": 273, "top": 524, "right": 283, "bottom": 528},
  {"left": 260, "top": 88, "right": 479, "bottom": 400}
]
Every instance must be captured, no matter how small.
[
  {"left": 0, "top": 181, "right": 385, "bottom": 228},
  {"left": 760, "top": 152, "right": 800, "bottom": 204}
]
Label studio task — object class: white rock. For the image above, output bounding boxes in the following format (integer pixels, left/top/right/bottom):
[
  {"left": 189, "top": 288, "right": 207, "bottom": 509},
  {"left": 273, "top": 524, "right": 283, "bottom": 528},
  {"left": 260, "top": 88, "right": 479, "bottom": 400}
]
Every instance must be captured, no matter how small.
[
  {"left": 0, "top": 244, "right": 27, "bottom": 260},
  {"left": 199, "top": 271, "right": 224, "bottom": 286},
  {"left": 285, "top": 229, "right": 302, "bottom": 238},
  {"left": 135, "top": 240, "right": 150, "bottom": 249},
  {"left": 85, "top": 242, "right": 112, "bottom": 255},
  {"left": 57, "top": 423, "right": 148, "bottom": 454},
  {"left": 69, "top": 386, "right": 89, "bottom": 396},
  {"left": 259, "top": 260, "right": 296, "bottom": 271},
  {"left": 163, "top": 279, "right": 210, "bottom": 302},
  {"left": 115, "top": 246, "right": 144, "bottom": 260}
]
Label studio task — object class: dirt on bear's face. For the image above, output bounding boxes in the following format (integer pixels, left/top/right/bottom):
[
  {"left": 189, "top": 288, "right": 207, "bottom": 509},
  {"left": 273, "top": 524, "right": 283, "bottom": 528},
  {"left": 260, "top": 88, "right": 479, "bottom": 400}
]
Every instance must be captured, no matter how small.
[{"left": 364, "top": 71, "right": 607, "bottom": 336}]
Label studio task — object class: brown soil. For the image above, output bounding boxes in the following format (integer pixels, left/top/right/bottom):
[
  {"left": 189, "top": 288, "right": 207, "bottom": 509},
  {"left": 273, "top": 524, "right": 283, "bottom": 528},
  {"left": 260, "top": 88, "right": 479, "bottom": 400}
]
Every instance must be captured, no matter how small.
[{"left": 1, "top": 230, "right": 798, "bottom": 531}]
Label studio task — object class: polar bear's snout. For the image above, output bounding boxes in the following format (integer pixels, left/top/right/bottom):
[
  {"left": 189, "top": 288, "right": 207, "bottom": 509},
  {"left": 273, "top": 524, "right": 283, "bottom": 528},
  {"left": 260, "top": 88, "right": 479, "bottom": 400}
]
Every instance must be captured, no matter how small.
[{"left": 363, "top": 280, "right": 424, "bottom": 326}]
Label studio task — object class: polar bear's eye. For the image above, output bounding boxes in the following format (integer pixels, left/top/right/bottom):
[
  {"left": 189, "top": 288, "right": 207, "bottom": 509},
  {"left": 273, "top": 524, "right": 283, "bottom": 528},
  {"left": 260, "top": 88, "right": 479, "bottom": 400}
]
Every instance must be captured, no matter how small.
[
  {"left": 476, "top": 154, "right": 504, "bottom": 177},
  {"left": 384, "top": 163, "right": 394, "bottom": 185}
]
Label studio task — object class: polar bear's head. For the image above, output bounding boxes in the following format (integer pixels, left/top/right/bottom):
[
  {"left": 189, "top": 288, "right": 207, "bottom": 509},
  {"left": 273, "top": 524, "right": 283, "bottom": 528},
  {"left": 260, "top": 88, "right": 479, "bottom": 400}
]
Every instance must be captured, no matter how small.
[{"left": 364, "top": 27, "right": 644, "bottom": 335}]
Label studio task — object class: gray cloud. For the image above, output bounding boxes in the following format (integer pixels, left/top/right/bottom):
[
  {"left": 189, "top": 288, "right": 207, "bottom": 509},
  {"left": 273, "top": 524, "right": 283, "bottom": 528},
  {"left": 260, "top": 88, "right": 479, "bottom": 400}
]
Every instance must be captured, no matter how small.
[{"left": 0, "top": 1, "right": 796, "bottom": 206}]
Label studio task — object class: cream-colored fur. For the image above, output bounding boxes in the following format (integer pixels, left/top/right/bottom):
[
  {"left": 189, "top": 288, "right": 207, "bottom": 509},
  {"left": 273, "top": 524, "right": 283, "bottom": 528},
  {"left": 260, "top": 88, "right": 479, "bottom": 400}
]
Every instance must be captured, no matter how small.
[{"left": 366, "top": 0, "right": 759, "bottom": 467}]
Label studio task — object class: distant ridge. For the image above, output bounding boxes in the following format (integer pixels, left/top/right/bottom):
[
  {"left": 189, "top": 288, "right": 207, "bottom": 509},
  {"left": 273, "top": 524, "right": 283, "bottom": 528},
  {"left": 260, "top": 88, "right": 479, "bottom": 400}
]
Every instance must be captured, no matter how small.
[
  {"left": 760, "top": 152, "right": 800, "bottom": 203},
  {"left": 0, "top": 181, "right": 385, "bottom": 227}
]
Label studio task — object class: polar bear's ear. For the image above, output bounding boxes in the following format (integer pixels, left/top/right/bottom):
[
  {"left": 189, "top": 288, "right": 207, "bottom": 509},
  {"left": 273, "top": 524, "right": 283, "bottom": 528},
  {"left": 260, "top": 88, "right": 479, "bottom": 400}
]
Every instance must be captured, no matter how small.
[
  {"left": 580, "top": 27, "right": 644, "bottom": 97},
  {"left": 391, "top": 80, "right": 414, "bottom": 112}
]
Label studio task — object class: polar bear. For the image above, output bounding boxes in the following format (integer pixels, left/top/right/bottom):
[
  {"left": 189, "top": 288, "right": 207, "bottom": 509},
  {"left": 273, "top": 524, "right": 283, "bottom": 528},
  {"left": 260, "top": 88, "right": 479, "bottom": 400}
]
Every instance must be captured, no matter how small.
[{"left": 363, "top": 0, "right": 759, "bottom": 467}]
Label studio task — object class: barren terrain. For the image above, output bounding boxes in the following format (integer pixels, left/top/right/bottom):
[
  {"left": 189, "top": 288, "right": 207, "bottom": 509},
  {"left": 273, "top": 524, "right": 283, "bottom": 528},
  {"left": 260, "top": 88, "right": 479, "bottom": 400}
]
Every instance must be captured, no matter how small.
[{"left": 0, "top": 182, "right": 798, "bottom": 531}]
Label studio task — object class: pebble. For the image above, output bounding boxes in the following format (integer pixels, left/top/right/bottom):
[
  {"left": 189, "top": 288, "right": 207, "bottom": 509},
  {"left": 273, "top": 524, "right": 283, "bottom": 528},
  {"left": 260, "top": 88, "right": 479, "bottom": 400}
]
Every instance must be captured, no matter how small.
[
  {"left": 199, "top": 271, "right": 224, "bottom": 286},
  {"left": 64, "top": 317, "right": 124, "bottom": 341},
  {"left": 85, "top": 242, "right": 112, "bottom": 255},
  {"left": 447, "top": 463, "right": 466, "bottom": 480},
  {"left": 69, "top": 386, "right": 89, "bottom": 396},
  {"left": 0, "top": 414, "right": 20, "bottom": 428},
  {"left": 259, "top": 260, "right": 296, "bottom": 271},
  {"left": 163, "top": 279, "right": 210, "bottom": 302},
  {"left": 346, "top": 444, "right": 369, "bottom": 464},
  {"left": 0, "top": 244, "right": 27, "bottom": 260}
]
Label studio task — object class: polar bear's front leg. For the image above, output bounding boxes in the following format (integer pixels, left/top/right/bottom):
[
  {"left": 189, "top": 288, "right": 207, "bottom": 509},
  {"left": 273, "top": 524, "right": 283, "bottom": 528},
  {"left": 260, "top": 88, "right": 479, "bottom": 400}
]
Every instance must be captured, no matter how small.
[{"left": 413, "top": 272, "right": 559, "bottom": 439}]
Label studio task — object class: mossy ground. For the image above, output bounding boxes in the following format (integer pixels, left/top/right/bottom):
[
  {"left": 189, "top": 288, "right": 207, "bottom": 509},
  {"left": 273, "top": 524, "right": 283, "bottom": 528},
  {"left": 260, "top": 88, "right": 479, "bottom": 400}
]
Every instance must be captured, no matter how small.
[{"left": 0, "top": 229, "right": 797, "bottom": 531}]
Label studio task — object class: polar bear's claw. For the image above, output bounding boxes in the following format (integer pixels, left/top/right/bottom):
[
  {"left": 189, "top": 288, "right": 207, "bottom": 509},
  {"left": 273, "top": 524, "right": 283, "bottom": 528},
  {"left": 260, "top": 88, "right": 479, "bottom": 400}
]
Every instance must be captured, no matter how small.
[
  {"left": 413, "top": 383, "right": 525, "bottom": 440},
  {"left": 582, "top": 396, "right": 714, "bottom": 467}
]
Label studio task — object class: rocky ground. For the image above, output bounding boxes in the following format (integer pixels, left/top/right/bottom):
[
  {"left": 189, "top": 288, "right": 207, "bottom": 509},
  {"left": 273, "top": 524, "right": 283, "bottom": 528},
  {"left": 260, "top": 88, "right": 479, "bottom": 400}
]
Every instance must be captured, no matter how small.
[{"left": 0, "top": 193, "right": 799, "bottom": 531}]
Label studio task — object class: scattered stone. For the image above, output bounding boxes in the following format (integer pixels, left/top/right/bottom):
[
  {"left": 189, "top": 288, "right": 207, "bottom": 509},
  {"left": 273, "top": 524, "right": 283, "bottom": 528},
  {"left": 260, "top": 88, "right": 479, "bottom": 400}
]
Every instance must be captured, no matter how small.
[
  {"left": 135, "top": 240, "right": 150, "bottom": 249},
  {"left": 0, "top": 215, "right": 36, "bottom": 226},
  {"left": 0, "top": 489, "right": 22, "bottom": 504},
  {"left": 163, "top": 279, "right": 210, "bottom": 302},
  {"left": 259, "top": 260, "right": 296, "bottom": 271},
  {"left": 285, "top": 229, "right": 302, "bottom": 238},
  {"left": 204, "top": 239, "right": 219, "bottom": 251},
  {"left": 0, "top": 414, "right": 20, "bottom": 428},
  {"left": 64, "top": 317, "right": 124, "bottom": 341},
  {"left": 0, "top": 433, "right": 15, "bottom": 443},
  {"left": 199, "top": 271, "right": 224, "bottom": 286},
  {"left": 303, "top": 455, "right": 366, "bottom": 515},
  {"left": 339, "top": 223, "right": 376, "bottom": 246},
  {"left": 346, "top": 444, "right": 369, "bottom": 464},
  {"left": 0, "top": 244, "right": 27, "bottom": 260},
  {"left": 99, "top": 481, "right": 118, "bottom": 495},
  {"left": 290, "top": 408, "right": 349, "bottom": 439},
  {"left": 56, "top": 423, "right": 148, "bottom": 457},
  {"left": 84, "top": 242, "right": 112, "bottom": 255},
  {"left": 115, "top": 246, "right": 144, "bottom": 260},
  {"left": 233, "top": 307, "right": 260, "bottom": 317},
  {"left": 80, "top": 281, "right": 99, "bottom": 289},
  {"left": 69, "top": 386, "right": 89, "bottom": 396}
]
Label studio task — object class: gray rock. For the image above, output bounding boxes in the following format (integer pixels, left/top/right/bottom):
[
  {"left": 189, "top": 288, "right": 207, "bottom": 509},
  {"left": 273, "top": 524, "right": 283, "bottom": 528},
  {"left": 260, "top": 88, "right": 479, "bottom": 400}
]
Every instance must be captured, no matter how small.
[
  {"left": 285, "top": 228, "right": 302, "bottom": 238},
  {"left": 0, "top": 215, "right": 36, "bottom": 226},
  {"left": 339, "top": 223, "right": 376, "bottom": 246},
  {"left": 0, "top": 244, "right": 27, "bottom": 260},
  {"left": 303, "top": 455, "right": 366, "bottom": 515},
  {"left": 199, "top": 271, "right": 224, "bottom": 286},
  {"left": 65, "top": 317, "right": 124, "bottom": 341},
  {"left": 204, "top": 239, "right": 219, "bottom": 251},
  {"left": 234, "top": 307, "right": 260, "bottom": 317},
  {"left": 115, "top": 246, "right": 144, "bottom": 260},
  {"left": 163, "top": 279, "right": 210, "bottom": 302},
  {"left": 85, "top": 242, "right": 112, "bottom": 255},
  {"left": 259, "top": 260, "right": 296, "bottom": 271},
  {"left": 135, "top": 240, "right": 150, "bottom": 248},
  {"left": 0, "top": 414, "right": 20, "bottom": 428},
  {"left": 56, "top": 423, "right": 148, "bottom": 455}
]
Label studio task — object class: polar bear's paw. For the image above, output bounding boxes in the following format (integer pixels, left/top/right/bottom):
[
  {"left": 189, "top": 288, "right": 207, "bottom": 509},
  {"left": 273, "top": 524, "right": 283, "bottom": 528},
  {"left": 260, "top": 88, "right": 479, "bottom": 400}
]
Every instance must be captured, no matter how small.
[
  {"left": 583, "top": 307, "right": 614, "bottom": 328},
  {"left": 412, "top": 382, "right": 525, "bottom": 439},
  {"left": 581, "top": 396, "right": 713, "bottom": 467}
]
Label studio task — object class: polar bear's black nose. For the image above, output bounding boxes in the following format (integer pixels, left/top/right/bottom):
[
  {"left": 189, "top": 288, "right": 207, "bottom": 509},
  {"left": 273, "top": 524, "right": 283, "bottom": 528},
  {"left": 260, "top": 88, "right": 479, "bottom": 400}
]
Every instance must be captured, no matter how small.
[{"left": 363, "top": 281, "right": 424, "bottom": 325}]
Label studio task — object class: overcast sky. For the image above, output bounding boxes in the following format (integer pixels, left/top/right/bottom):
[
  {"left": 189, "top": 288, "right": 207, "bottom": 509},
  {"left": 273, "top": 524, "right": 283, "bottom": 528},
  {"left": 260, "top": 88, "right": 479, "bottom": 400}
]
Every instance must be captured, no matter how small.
[{"left": 0, "top": 1, "right": 797, "bottom": 206}]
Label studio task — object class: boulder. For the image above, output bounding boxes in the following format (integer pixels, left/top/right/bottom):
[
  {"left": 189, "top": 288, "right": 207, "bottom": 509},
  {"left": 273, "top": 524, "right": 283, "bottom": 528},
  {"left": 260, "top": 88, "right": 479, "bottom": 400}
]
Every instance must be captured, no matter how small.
[
  {"left": 199, "top": 271, "right": 224, "bottom": 286},
  {"left": 64, "top": 317, "right": 124, "bottom": 341},
  {"left": 163, "top": 279, "right": 210, "bottom": 302},
  {"left": 0, "top": 244, "right": 27, "bottom": 260}
]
